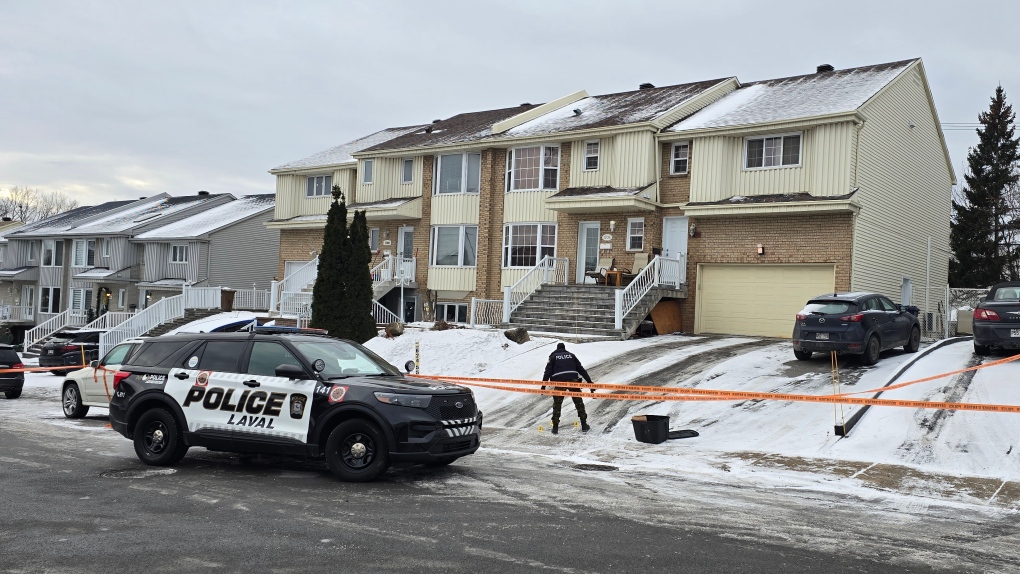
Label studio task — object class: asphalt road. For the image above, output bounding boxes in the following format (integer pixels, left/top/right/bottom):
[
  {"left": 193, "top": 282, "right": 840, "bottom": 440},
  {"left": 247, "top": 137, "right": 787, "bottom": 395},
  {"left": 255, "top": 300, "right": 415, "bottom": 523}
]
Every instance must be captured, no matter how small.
[{"left": 0, "top": 401, "right": 950, "bottom": 574}]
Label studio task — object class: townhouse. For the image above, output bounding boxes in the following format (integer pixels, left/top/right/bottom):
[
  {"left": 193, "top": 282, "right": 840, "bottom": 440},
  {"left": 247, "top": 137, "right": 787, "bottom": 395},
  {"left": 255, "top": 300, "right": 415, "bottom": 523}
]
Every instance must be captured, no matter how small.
[{"left": 269, "top": 58, "right": 954, "bottom": 339}]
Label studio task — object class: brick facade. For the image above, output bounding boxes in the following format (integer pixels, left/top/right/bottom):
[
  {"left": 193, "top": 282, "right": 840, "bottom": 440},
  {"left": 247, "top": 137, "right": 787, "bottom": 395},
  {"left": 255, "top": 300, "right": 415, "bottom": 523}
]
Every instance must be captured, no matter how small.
[
  {"left": 277, "top": 228, "right": 325, "bottom": 281},
  {"left": 660, "top": 141, "right": 692, "bottom": 205}
]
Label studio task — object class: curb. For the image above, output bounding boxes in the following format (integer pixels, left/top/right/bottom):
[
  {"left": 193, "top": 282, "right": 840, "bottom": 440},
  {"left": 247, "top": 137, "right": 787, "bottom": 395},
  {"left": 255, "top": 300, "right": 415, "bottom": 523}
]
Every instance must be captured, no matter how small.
[{"left": 834, "top": 336, "right": 973, "bottom": 437}]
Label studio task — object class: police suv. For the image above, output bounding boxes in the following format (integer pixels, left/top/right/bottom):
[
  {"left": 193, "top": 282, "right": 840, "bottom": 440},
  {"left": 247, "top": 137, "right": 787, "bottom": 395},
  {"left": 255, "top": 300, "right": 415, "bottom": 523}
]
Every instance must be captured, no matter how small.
[{"left": 108, "top": 329, "right": 481, "bottom": 482}]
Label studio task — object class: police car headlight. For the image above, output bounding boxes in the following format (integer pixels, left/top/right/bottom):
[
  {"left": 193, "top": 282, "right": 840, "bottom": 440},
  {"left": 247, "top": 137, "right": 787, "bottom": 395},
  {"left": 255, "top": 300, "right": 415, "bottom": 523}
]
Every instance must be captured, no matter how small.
[{"left": 374, "top": 392, "right": 432, "bottom": 408}]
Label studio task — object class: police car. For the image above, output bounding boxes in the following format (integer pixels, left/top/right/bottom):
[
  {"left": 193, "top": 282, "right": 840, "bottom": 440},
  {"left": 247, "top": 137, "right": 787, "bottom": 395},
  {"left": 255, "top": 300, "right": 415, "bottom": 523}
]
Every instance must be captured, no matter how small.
[{"left": 108, "top": 329, "right": 481, "bottom": 482}]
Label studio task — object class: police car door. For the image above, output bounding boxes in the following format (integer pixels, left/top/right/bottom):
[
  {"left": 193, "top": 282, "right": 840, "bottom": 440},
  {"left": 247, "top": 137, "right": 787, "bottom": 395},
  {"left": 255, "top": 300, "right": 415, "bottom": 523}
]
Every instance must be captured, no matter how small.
[
  {"left": 238, "top": 341, "right": 315, "bottom": 443},
  {"left": 165, "top": 339, "right": 248, "bottom": 437}
]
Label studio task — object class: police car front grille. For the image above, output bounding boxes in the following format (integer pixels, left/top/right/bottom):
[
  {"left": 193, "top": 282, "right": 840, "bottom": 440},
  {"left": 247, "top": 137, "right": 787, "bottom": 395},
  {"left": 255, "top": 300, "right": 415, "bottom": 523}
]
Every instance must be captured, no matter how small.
[{"left": 426, "top": 394, "right": 475, "bottom": 420}]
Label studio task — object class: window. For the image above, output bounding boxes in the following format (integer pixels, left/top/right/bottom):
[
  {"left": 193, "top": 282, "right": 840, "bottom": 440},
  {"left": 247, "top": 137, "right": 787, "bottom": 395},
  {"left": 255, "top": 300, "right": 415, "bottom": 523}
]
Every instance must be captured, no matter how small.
[
  {"left": 72, "top": 239, "right": 95, "bottom": 267},
  {"left": 401, "top": 158, "right": 414, "bottom": 184},
  {"left": 117, "top": 288, "right": 126, "bottom": 309},
  {"left": 27, "top": 241, "right": 35, "bottom": 261},
  {"left": 100, "top": 343, "right": 137, "bottom": 367},
  {"left": 195, "top": 341, "right": 247, "bottom": 373},
  {"left": 879, "top": 297, "right": 898, "bottom": 312},
  {"left": 102, "top": 238, "right": 110, "bottom": 257},
  {"left": 306, "top": 175, "right": 332, "bottom": 197},
  {"left": 70, "top": 288, "right": 93, "bottom": 312},
  {"left": 247, "top": 342, "right": 301, "bottom": 377},
  {"left": 369, "top": 228, "right": 380, "bottom": 251},
  {"left": 627, "top": 218, "right": 645, "bottom": 251},
  {"left": 129, "top": 340, "right": 190, "bottom": 367},
  {"left": 502, "top": 223, "right": 556, "bottom": 268},
  {"left": 171, "top": 245, "right": 188, "bottom": 263},
  {"left": 507, "top": 145, "right": 560, "bottom": 191},
  {"left": 584, "top": 140, "right": 600, "bottom": 171},
  {"left": 745, "top": 134, "right": 801, "bottom": 169},
  {"left": 430, "top": 226, "right": 477, "bottom": 267},
  {"left": 436, "top": 153, "right": 481, "bottom": 194},
  {"left": 41, "top": 240, "right": 63, "bottom": 267},
  {"left": 437, "top": 302, "right": 468, "bottom": 324},
  {"left": 671, "top": 142, "right": 689, "bottom": 175},
  {"left": 39, "top": 287, "right": 61, "bottom": 314},
  {"left": 362, "top": 159, "right": 374, "bottom": 184}
]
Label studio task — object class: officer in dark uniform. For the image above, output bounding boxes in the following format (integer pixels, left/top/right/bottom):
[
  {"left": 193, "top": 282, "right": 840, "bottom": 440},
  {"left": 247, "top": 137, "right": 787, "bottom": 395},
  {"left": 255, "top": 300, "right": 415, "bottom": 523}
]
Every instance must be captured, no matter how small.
[{"left": 542, "top": 342, "right": 592, "bottom": 434}]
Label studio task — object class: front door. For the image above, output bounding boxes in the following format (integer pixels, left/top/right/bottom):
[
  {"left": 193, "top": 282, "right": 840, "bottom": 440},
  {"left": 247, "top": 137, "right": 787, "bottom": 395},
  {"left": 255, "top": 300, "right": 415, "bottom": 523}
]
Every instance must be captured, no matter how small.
[
  {"left": 284, "top": 260, "right": 310, "bottom": 279},
  {"left": 403, "top": 297, "right": 417, "bottom": 323},
  {"left": 576, "top": 222, "right": 600, "bottom": 283},
  {"left": 397, "top": 227, "right": 415, "bottom": 280},
  {"left": 662, "top": 216, "right": 689, "bottom": 261}
]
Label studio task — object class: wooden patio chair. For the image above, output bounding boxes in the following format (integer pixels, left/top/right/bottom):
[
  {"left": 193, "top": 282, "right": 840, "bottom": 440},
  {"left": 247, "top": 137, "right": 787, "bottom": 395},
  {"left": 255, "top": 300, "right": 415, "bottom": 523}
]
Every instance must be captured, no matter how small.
[
  {"left": 621, "top": 252, "right": 651, "bottom": 285},
  {"left": 584, "top": 257, "right": 614, "bottom": 285}
]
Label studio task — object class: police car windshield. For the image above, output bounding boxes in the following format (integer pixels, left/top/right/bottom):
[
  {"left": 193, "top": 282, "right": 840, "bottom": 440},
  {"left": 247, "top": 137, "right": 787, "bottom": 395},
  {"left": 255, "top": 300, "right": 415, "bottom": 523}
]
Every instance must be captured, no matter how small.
[{"left": 291, "top": 340, "right": 401, "bottom": 378}]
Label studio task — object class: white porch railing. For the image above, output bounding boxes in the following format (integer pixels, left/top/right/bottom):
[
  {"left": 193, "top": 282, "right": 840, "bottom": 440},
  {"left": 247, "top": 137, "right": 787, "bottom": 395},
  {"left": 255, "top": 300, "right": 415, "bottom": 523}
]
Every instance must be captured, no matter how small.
[
  {"left": 470, "top": 298, "right": 504, "bottom": 327},
  {"left": 271, "top": 256, "right": 319, "bottom": 314},
  {"left": 280, "top": 292, "right": 312, "bottom": 316},
  {"left": 0, "top": 305, "right": 34, "bottom": 322},
  {"left": 373, "top": 301, "right": 401, "bottom": 324},
  {"left": 183, "top": 285, "right": 221, "bottom": 309},
  {"left": 502, "top": 256, "right": 570, "bottom": 323},
  {"left": 370, "top": 257, "right": 393, "bottom": 282},
  {"left": 371, "top": 256, "right": 416, "bottom": 284},
  {"left": 395, "top": 257, "right": 415, "bottom": 283},
  {"left": 100, "top": 294, "right": 184, "bottom": 357},
  {"left": 25, "top": 310, "right": 69, "bottom": 348},
  {"left": 82, "top": 311, "right": 135, "bottom": 331},
  {"left": 614, "top": 255, "right": 686, "bottom": 330},
  {"left": 233, "top": 289, "right": 271, "bottom": 311}
]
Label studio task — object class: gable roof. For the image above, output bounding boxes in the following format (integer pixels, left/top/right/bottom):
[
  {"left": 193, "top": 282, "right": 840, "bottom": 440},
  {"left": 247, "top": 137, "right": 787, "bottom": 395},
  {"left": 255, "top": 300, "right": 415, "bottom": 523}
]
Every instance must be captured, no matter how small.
[
  {"left": 134, "top": 194, "right": 275, "bottom": 240},
  {"left": 271, "top": 125, "right": 426, "bottom": 173},
  {"left": 667, "top": 59, "right": 917, "bottom": 133},
  {"left": 68, "top": 194, "right": 231, "bottom": 235},
  {"left": 361, "top": 104, "right": 543, "bottom": 153},
  {"left": 7, "top": 200, "right": 135, "bottom": 237}
]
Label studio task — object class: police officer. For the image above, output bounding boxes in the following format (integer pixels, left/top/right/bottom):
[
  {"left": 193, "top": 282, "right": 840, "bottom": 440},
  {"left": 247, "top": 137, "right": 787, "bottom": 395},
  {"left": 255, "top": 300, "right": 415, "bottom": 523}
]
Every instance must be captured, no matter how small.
[{"left": 542, "top": 342, "right": 592, "bottom": 434}]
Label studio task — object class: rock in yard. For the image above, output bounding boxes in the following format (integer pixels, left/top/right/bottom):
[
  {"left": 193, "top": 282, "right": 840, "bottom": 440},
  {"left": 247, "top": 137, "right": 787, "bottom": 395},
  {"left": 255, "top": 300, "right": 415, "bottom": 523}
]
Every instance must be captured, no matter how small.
[
  {"left": 385, "top": 322, "right": 404, "bottom": 337},
  {"left": 504, "top": 327, "right": 530, "bottom": 344}
]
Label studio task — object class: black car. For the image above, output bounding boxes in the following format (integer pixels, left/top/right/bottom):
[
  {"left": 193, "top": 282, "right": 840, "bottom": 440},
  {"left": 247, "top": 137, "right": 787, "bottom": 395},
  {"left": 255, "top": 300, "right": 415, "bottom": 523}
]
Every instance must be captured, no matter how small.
[
  {"left": 39, "top": 330, "right": 102, "bottom": 375},
  {"left": 792, "top": 292, "right": 921, "bottom": 365},
  {"left": 108, "top": 329, "right": 481, "bottom": 482},
  {"left": 0, "top": 344, "right": 25, "bottom": 399},
  {"left": 972, "top": 282, "right": 1020, "bottom": 355}
]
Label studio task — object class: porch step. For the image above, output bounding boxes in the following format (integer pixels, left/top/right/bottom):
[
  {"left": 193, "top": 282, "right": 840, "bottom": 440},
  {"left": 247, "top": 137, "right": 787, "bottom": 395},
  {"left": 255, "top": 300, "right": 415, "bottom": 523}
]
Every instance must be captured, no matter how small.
[
  {"left": 141, "top": 309, "right": 223, "bottom": 338},
  {"left": 507, "top": 322, "right": 626, "bottom": 338}
]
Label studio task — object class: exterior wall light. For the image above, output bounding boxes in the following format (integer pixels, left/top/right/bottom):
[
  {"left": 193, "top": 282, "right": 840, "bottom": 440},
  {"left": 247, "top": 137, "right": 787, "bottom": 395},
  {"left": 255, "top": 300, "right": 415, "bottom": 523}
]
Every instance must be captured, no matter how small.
[
  {"left": 756, "top": 244, "right": 765, "bottom": 255},
  {"left": 609, "top": 220, "right": 616, "bottom": 232}
]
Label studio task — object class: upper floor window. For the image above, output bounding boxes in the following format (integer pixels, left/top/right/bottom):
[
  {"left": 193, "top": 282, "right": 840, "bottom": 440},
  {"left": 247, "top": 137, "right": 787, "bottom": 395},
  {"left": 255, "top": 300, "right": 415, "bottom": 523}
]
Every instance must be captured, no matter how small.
[
  {"left": 430, "top": 225, "right": 477, "bottom": 267},
  {"left": 507, "top": 145, "right": 559, "bottom": 191},
  {"left": 27, "top": 241, "right": 35, "bottom": 261},
  {"left": 671, "top": 142, "right": 689, "bottom": 175},
  {"left": 362, "top": 159, "right": 374, "bottom": 184},
  {"left": 102, "top": 238, "right": 110, "bottom": 257},
  {"left": 745, "top": 134, "right": 801, "bottom": 169},
  {"left": 72, "top": 239, "right": 95, "bottom": 267},
  {"left": 584, "top": 141, "right": 600, "bottom": 171},
  {"left": 503, "top": 223, "right": 556, "bottom": 268},
  {"left": 401, "top": 158, "right": 414, "bottom": 184},
  {"left": 171, "top": 245, "right": 188, "bottom": 263},
  {"left": 627, "top": 218, "right": 645, "bottom": 251},
  {"left": 306, "top": 175, "right": 332, "bottom": 197},
  {"left": 41, "top": 240, "right": 64, "bottom": 267},
  {"left": 436, "top": 153, "right": 481, "bottom": 194}
]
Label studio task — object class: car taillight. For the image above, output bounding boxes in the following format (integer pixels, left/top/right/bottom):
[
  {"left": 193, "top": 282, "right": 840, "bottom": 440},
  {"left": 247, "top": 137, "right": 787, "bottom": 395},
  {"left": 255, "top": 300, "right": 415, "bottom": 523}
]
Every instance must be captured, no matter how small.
[
  {"left": 975, "top": 308, "right": 1000, "bottom": 321},
  {"left": 62, "top": 345, "right": 78, "bottom": 352},
  {"left": 113, "top": 371, "right": 131, "bottom": 389},
  {"left": 840, "top": 313, "right": 864, "bottom": 322},
  {"left": 795, "top": 313, "right": 807, "bottom": 321},
  {"left": 11, "top": 363, "right": 23, "bottom": 370}
]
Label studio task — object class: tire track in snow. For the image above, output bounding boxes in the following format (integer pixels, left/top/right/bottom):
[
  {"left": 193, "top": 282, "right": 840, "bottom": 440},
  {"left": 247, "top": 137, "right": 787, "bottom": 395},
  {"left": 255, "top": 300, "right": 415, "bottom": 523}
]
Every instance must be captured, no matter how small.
[{"left": 898, "top": 354, "right": 983, "bottom": 466}]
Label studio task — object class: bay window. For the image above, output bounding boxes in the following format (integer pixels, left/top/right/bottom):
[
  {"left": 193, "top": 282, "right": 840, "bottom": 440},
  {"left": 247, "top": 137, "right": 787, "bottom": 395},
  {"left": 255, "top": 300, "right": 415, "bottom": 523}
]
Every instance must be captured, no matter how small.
[
  {"left": 306, "top": 175, "right": 332, "bottom": 197},
  {"left": 503, "top": 223, "right": 556, "bottom": 268},
  {"left": 506, "top": 144, "right": 560, "bottom": 191},
  {"left": 436, "top": 153, "right": 481, "bottom": 194},
  {"left": 745, "top": 133, "right": 801, "bottom": 169},
  {"left": 430, "top": 226, "right": 478, "bottom": 267}
]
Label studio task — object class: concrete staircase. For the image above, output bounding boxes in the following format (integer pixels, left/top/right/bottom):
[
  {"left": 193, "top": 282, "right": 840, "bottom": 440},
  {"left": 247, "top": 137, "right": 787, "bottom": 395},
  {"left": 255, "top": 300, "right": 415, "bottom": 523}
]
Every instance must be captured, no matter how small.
[{"left": 142, "top": 309, "right": 223, "bottom": 338}]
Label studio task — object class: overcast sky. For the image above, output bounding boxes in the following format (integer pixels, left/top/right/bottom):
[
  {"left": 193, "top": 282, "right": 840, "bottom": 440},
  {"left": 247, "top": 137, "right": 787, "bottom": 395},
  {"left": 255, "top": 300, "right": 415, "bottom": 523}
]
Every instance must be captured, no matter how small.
[{"left": 0, "top": 0, "right": 1012, "bottom": 204}]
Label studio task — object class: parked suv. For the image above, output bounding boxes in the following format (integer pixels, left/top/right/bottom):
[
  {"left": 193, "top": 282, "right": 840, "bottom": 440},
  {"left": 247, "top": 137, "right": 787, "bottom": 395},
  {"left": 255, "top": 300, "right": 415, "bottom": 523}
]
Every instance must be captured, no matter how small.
[
  {"left": 39, "top": 329, "right": 102, "bottom": 375},
  {"left": 108, "top": 330, "right": 481, "bottom": 482},
  {"left": 972, "top": 281, "right": 1020, "bottom": 355},
  {"left": 0, "top": 344, "right": 25, "bottom": 399},
  {"left": 792, "top": 292, "right": 920, "bottom": 365}
]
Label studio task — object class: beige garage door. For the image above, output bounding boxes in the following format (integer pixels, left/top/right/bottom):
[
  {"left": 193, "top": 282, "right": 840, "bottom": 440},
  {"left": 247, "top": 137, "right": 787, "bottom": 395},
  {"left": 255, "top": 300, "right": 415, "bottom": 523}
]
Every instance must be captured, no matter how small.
[{"left": 696, "top": 264, "right": 835, "bottom": 338}]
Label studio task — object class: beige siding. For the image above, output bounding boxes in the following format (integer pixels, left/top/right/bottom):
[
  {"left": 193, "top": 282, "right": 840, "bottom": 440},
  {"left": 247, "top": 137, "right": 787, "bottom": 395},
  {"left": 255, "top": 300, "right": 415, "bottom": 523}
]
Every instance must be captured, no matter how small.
[
  {"left": 569, "top": 137, "right": 614, "bottom": 188},
  {"left": 503, "top": 191, "right": 557, "bottom": 223},
  {"left": 427, "top": 267, "right": 477, "bottom": 291},
  {"left": 612, "top": 131, "right": 657, "bottom": 191},
  {"left": 356, "top": 157, "right": 421, "bottom": 203},
  {"left": 852, "top": 64, "right": 953, "bottom": 314},
  {"left": 274, "top": 175, "right": 304, "bottom": 220},
  {"left": 431, "top": 194, "right": 479, "bottom": 225},
  {"left": 500, "top": 268, "right": 529, "bottom": 288}
]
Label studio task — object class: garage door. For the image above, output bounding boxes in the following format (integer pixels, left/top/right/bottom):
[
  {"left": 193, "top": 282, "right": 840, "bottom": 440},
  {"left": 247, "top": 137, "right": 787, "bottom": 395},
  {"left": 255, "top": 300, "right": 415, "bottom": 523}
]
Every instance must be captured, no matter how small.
[{"left": 696, "top": 264, "right": 835, "bottom": 338}]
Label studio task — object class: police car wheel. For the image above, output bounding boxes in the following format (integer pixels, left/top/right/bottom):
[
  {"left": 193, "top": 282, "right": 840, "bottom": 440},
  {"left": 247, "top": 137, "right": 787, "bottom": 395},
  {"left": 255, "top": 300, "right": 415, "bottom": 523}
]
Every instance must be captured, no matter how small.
[
  {"left": 62, "top": 384, "right": 89, "bottom": 419},
  {"left": 133, "top": 408, "right": 188, "bottom": 466},
  {"left": 325, "top": 420, "right": 389, "bottom": 482}
]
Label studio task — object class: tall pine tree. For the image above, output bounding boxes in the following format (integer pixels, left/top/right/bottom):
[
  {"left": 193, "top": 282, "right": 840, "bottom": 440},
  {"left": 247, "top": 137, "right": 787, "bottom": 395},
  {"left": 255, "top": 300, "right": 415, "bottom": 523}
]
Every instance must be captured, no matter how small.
[
  {"left": 310, "top": 185, "right": 349, "bottom": 336},
  {"left": 951, "top": 86, "right": 1020, "bottom": 287},
  {"left": 344, "top": 210, "right": 380, "bottom": 343}
]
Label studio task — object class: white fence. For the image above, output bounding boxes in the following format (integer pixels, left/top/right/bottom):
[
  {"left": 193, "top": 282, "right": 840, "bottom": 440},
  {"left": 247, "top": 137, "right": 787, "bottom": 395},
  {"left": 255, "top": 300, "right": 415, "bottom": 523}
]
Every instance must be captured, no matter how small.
[
  {"left": 502, "top": 256, "right": 570, "bottom": 323},
  {"left": 470, "top": 298, "right": 504, "bottom": 327},
  {"left": 25, "top": 310, "right": 77, "bottom": 348},
  {"left": 372, "top": 301, "right": 401, "bottom": 324},
  {"left": 233, "top": 289, "right": 271, "bottom": 311},
  {"left": 100, "top": 295, "right": 185, "bottom": 357},
  {"left": 183, "top": 286, "right": 221, "bottom": 309},
  {"left": 82, "top": 311, "right": 135, "bottom": 331},
  {"left": 614, "top": 255, "right": 686, "bottom": 330},
  {"left": 0, "top": 305, "right": 33, "bottom": 323}
]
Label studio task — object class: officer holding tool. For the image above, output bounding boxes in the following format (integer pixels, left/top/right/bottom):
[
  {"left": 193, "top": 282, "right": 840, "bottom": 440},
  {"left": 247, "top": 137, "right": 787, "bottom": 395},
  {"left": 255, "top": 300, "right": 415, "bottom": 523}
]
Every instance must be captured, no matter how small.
[{"left": 542, "top": 342, "right": 592, "bottom": 435}]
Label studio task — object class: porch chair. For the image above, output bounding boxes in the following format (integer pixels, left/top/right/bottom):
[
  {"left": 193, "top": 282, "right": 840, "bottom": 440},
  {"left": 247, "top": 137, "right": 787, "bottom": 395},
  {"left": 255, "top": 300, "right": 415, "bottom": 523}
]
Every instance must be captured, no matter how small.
[
  {"left": 584, "top": 257, "right": 614, "bottom": 285},
  {"left": 621, "top": 252, "right": 651, "bottom": 285}
]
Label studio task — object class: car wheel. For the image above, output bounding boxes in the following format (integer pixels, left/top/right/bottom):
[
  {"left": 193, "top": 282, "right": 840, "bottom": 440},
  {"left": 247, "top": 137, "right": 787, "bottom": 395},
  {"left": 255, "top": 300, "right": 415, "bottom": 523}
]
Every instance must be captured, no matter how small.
[
  {"left": 4, "top": 388, "right": 22, "bottom": 399},
  {"left": 904, "top": 327, "right": 921, "bottom": 353},
  {"left": 860, "top": 335, "right": 881, "bottom": 366},
  {"left": 325, "top": 419, "right": 390, "bottom": 482},
  {"left": 793, "top": 349, "right": 812, "bottom": 361},
  {"left": 133, "top": 408, "right": 188, "bottom": 466},
  {"left": 974, "top": 342, "right": 991, "bottom": 356},
  {"left": 62, "top": 383, "right": 90, "bottom": 418}
]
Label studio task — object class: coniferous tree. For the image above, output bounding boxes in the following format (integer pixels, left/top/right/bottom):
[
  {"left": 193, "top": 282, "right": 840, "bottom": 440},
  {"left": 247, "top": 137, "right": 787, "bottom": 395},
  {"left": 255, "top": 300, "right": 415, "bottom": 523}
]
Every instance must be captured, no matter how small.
[
  {"left": 344, "top": 210, "right": 379, "bottom": 343},
  {"left": 951, "top": 86, "right": 1020, "bottom": 287},
  {"left": 310, "top": 186, "right": 349, "bottom": 336}
]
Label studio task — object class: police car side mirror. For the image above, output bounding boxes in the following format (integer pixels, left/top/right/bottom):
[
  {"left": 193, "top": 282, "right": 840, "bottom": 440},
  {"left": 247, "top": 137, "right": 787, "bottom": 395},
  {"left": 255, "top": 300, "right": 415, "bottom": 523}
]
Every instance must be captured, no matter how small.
[
  {"left": 275, "top": 364, "right": 306, "bottom": 379},
  {"left": 404, "top": 360, "right": 415, "bottom": 374}
]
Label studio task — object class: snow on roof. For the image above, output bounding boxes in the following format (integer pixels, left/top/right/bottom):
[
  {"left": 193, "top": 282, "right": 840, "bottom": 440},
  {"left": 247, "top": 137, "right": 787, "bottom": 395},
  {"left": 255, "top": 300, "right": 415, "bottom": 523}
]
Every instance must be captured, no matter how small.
[
  {"left": 137, "top": 278, "right": 187, "bottom": 289},
  {"left": 69, "top": 194, "right": 230, "bottom": 235},
  {"left": 134, "top": 194, "right": 275, "bottom": 240},
  {"left": 73, "top": 267, "right": 129, "bottom": 279},
  {"left": 272, "top": 125, "right": 426, "bottom": 171},
  {"left": 668, "top": 60, "right": 916, "bottom": 132},
  {"left": 348, "top": 197, "right": 414, "bottom": 210},
  {"left": 8, "top": 201, "right": 135, "bottom": 237},
  {"left": 362, "top": 105, "right": 542, "bottom": 152}
]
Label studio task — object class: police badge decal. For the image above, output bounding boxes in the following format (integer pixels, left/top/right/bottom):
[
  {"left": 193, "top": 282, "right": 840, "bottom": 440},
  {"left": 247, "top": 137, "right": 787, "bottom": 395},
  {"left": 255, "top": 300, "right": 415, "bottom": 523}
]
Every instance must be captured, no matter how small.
[{"left": 290, "top": 393, "right": 307, "bottom": 418}]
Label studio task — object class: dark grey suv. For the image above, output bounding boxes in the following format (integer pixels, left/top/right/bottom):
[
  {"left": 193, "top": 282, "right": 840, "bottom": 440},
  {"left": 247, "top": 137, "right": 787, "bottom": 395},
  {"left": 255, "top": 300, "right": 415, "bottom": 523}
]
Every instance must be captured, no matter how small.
[{"left": 792, "top": 292, "right": 921, "bottom": 364}]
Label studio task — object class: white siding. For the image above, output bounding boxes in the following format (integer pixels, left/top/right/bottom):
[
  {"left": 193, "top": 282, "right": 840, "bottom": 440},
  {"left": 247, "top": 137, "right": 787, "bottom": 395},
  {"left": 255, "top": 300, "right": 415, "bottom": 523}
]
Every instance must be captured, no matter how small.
[
  {"left": 275, "top": 169, "right": 356, "bottom": 220},
  {"left": 612, "top": 131, "right": 657, "bottom": 191},
  {"left": 569, "top": 137, "right": 614, "bottom": 188},
  {"left": 503, "top": 192, "right": 557, "bottom": 223},
  {"left": 431, "top": 194, "right": 479, "bottom": 225}
]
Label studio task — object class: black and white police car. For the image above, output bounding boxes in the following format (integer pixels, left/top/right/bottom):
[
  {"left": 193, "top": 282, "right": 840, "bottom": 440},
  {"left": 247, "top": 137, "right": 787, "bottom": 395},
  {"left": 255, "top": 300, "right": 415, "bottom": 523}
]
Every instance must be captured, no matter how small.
[{"left": 108, "top": 329, "right": 481, "bottom": 482}]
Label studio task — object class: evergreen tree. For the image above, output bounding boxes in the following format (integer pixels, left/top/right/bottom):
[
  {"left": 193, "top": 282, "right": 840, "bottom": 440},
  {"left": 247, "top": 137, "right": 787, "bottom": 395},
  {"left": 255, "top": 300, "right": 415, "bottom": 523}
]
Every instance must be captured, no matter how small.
[
  {"left": 310, "top": 186, "right": 349, "bottom": 336},
  {"left": 951, "top": 86, "right": 1020, "bottom": 287},
  {"left": 344, "top": 210, "right": 379, "bottom": 343}
]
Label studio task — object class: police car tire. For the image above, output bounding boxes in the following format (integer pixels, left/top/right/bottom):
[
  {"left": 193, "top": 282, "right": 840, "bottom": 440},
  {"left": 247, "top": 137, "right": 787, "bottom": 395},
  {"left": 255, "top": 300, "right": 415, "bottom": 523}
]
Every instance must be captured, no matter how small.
[
  {"left": 325, "top": 420, "right": 389, "bottom": 482},
  {"left": 133, "top": 408, "right": 188, "bottom": 466},
  {"left": 62, "top": 383, "right": 89, "bottom": 419}
]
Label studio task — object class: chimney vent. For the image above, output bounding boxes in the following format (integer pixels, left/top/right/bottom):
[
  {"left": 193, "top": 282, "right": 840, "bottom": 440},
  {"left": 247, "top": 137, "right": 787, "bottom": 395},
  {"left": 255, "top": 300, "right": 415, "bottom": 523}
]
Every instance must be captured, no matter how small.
[
  {"left": 639, "top": 82, "right": 655, "bottom": 90},
  {"left": 816, "top": 64, "right": 835, "bottom": 73},
  {"left": 520, "top": 103, "right": 531, "bottom": 107},
  {"left": 139, "top": 197, "right": 146, "bottom": 199},
  {"left": 1, "top": 217, "right": 11, "bottom": 222},
  {"left": 197, "top": 190, "right": 210, "bottom": 196},
  {"left": 432, "top": 119, "right": 441, "bottom": 123}
]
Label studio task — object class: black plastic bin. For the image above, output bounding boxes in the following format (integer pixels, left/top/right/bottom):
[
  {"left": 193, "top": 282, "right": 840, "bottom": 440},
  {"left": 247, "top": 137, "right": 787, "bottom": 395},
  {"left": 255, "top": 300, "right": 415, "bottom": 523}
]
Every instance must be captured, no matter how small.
[{"left": 632, "top": 415, "right": 669, "bottom": 444}]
